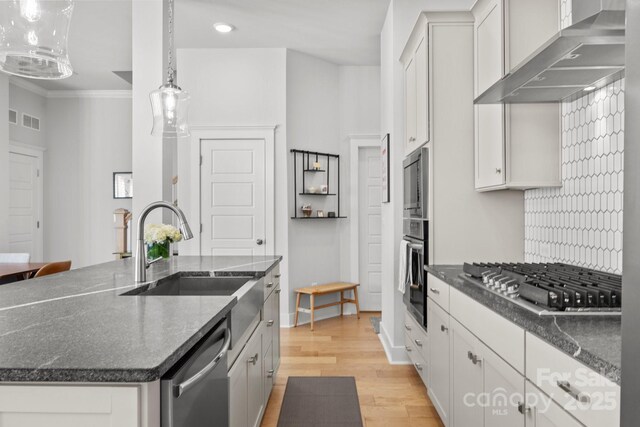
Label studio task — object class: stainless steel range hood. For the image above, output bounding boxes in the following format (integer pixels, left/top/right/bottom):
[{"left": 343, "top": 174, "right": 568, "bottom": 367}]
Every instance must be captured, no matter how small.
[{"left": 474, "top": 0, "right": 625, "bottom": 104}]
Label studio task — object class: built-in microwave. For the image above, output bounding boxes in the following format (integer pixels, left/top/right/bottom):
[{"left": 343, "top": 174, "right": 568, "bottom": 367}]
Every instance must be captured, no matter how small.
[{"left": 403, "top": 147, "right": 429, "bottom": 219}]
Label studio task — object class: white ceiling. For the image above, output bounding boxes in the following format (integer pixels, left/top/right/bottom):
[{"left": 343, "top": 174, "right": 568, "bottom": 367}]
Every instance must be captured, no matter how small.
[
  {"left": 13, "top": 0, "right": 477, "bottom": 91},
  {"left": 175, "top": 0, "right": 391, "bottom": 65}
]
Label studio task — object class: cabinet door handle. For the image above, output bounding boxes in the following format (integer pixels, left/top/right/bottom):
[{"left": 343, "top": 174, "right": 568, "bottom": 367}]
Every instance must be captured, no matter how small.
[
  {"left": 409, "top": 137, "right": 416, "bottom": 142},
  {"left": 415, "top": 363, "right": 423, "bottom": 371},
  {"left": 467, "top": 351, "right": 482, "bottom": 365},
  {"left": 266, "top": 282, "right": 274, "bottom": 288},
  {"left": 495, "top": 168, "right": 502, "bottom": 174},
  {"left": 404, "top": 324, "right": 412, "bottom": 331},
  {"left": 414, "top": 339, "right": 423, "bottom": 347},
  {"left": 429, "top": 287, "right": 440, "bottom": 294},
  {"left": 267, "top": 369, "right": 275, "bottom": 378},
  {"left": 517, "top": 402, "right": 531, "bottom": 414},
  {"left": 275, "top": 289, "right": 281, "bottom": 294},
  {"left": 267, "top": 320, "right": 275, "bottom": 327},
  {"left": 405, "top": 345, "right": 413, "bottom": 352},
  {"left": 248, "top": 353, "right": 259, "bottom": 365},
  {"left": 274, "top": 274, "right": 281, "bottom": 278},
  {"left": 557, "top": 380, "right": 590, "bottom": 403},
  {"left": 440, "top": 325, "right": 448, "bottom": 332}
]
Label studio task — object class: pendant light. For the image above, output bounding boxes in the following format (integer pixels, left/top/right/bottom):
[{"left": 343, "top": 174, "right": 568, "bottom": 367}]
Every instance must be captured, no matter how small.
[
  {"left": 149, "top": 0, "right": 190, "bottom": 138},
  {"left": 0, "top": 0, "right": 74, "bottom": 79}
]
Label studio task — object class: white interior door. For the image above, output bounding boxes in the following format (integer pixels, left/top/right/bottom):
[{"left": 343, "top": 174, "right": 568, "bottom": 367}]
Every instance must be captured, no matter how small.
[
  {"left": 8, "top": 151, "right": 42, "bottom": 261},
  {"left": 358, "top": 147, "right": 382, "bottom": 311},
  {"left": 200, "top": 139, "right": 266, "bottom": 256}
]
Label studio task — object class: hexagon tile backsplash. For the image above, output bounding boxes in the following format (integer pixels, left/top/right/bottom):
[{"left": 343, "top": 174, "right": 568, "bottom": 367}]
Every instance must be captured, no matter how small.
[{"left": 524, "top": 79, "right": 625, "bottom": 274}]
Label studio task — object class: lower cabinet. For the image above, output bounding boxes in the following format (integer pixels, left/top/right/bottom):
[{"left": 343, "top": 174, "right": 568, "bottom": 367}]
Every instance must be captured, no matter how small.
[
  {"left": 427, "top": 298, "right": 450, "bottom": 425},
  {"left": 524, "top": 381, "right": 584, "bottom": 427},
  {"left": 229, "top": 326, "right": 263, "bottom": 427}
]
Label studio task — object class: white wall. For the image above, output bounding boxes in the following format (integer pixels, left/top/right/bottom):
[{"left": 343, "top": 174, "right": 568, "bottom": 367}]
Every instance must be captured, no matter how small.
[
  {"left": 177, "top": 47, "right": 290, "bottom": 317},
  {"left": 45, "top": 96, "right": 132, "bottom": 268},
  {"left": 8, "top": 83, "right": 47, "bottom": 148},
  {"left": 0, "top": 74, "right": 9, "bottom": 252}
]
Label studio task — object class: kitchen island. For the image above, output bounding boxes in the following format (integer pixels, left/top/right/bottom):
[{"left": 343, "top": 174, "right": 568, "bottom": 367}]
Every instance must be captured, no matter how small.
[{"left": 0, "top": 255, "right": 281, "bottom": 427}]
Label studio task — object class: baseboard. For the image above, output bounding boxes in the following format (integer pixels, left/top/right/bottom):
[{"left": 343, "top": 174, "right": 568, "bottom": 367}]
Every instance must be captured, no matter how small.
[{"left": 379, "top": 324, "right": 411, "bottom": 364}]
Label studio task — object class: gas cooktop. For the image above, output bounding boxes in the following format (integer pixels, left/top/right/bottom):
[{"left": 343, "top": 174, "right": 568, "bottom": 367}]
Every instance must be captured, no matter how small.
[{"left": 460, "top": 262, "right": 622, "bottom": 316}]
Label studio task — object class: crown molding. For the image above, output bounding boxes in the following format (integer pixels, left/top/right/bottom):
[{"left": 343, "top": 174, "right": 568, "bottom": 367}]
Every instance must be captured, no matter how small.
[
  {"left": 47, "top": 90, "right": 132, "bottom": 99},
  {"left": 8, "top": 77, "right": 132, "bottom": 99},
  {"left": 8, "top": 77, "right": 49, "bottom": 97}
]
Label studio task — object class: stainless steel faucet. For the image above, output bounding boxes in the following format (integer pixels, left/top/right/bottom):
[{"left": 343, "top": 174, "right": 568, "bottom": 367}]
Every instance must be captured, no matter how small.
[{"left": 135, "top": 201, "right": 194, "bottom": 283}]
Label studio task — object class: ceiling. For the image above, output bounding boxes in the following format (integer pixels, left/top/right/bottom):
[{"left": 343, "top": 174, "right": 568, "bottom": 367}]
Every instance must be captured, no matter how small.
[
  {"left": 13, "top": 0, "right": 477, "bottom": 91},
  {"left": 175, "top": 0, "right": 390, "bottom": 65}
]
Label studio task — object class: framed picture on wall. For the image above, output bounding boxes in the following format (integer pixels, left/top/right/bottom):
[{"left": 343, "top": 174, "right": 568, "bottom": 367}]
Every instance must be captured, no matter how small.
[
  {"left": 113, "top": 172, "right": 133, "bottom": 199},
  {"left": 381, "top": 133, "right": 390, "bottom": 203}
]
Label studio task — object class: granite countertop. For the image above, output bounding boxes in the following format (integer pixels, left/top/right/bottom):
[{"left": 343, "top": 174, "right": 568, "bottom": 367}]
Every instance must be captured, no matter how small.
[
  {"left": 426, "top": 265, "right": 622, "bottom": 385},
  {"left": 0, "top": 256, "right": 281, "bottom": 383}
]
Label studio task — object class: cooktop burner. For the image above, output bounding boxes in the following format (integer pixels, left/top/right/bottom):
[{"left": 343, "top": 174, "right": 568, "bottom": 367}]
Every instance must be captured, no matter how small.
[{"left": 460, "top": 262, "right": 621, "bottom": 316}]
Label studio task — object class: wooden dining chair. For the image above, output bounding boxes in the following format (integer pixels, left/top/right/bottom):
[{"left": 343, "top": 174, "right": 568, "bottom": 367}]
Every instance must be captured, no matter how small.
[{"left": 34, "top": 261, "right": 72, "bottom": 278}]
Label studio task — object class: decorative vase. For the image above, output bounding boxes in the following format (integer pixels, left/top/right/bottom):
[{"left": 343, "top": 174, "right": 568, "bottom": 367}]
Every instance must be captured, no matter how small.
[{"left": 147, "top": 241, "right": 170, "bottom": 259}]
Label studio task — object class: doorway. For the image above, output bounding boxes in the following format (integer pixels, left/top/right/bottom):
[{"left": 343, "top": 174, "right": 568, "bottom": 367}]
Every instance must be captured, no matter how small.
[
  {"left": 350, "top": 136, "right": 382, "bottom": 311},
  {"left": 8, "top": 145, "right": 44, "bottom": 262}
]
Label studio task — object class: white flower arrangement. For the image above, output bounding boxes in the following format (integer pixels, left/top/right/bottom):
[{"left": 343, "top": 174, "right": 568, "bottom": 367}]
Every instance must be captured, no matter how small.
[{"left": 144, "top": 224, "right": 183, "bottom": 245}]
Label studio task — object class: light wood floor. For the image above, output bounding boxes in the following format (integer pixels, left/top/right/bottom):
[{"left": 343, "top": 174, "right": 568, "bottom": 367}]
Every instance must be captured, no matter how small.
[{"left": 260, "top": 312, "right": 445, "bottom": 427}]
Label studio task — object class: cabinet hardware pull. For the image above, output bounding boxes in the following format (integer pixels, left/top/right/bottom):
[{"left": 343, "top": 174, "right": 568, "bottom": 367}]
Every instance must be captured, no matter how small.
[
  {"left": 266, "top": 282, "right": 274, "bottom": 288},
  {"left": 248, "top": 353, "right": 259, "bottom": 365},
  {"left": 274, "top": 274, "right": 281, "bottom": 278},
  {"left": 557, "top": 380, "right": 590, "bottom": 403},
  {"left": 415, "top": 363, "right": 423, "bottom": 371},
  {"left": 414, "top": 339, "right": 423, "bottom": 347},
  {"left": 495, "top": 168, "right": 502, "bottom": 174},
  {"left": 404, "top": 324, "right": 412, "bottom": 331},
  {"left": 517, "top": 402, "right": 530, "bottom": 414},
  {"left": 429, "top": 287, "right": 440, "bottom": 294},
  {"left": 275, "top": 289, "right": 281, "bottom": 294},
  {"left": 409, "top": 137, "right": 416, "bottom": 142},
  {"left": 405, "top": 345, "right": 412, "bottom": 352},
  {"left": 267, "top": 320, "right": 275, "bottom": 327},
  {"left": 440, "top": 325, "right": 448, "bottom": 332},
  {"left": 267, "top": 369, "right": 275, "bottom": 378},
  {"left": 467, "top": 351, "right": 482, "bottom": 365}
]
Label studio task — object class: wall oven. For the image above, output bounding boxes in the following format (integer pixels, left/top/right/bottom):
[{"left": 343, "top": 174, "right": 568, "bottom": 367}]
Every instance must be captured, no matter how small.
[
  {"left": 402, "top": 218, "right": 428, "bottom": 327},
  {"left": 403, "top": 147, "right": 429, "bottom": 219}
]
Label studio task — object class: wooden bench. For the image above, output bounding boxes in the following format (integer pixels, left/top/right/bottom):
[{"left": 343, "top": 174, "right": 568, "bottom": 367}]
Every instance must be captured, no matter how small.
[{"left": 294, "top": 282, "right": 360, "bottom": 331}]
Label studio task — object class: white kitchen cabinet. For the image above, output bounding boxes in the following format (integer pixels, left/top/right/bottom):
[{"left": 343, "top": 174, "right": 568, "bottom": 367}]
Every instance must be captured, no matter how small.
[
  {"left": 472, "top": 0, "right": 561, "bottom": 191},
  {"left": 451, "top": 317, "right": 525, "bottom": 427},
  {"left": 229, "top": 323, "right": 266, "bottom": 427},
  {"left": 524, "top": 381, "right": 585, "bottom": 427},
  {"left": 263, "top": 341, "right": 274, "bottom": 405},
  {"left": 0, "top": 384, "right": 145, "bottom": 427},
  {"left": 401, "top": 17, "right": 430, "bottom": 156},
  {"left": 263, "top": 286, "right": 281, "bottom": 372},
  {"left": 427, "top": 297, "right": 450, "bottom": 426}
]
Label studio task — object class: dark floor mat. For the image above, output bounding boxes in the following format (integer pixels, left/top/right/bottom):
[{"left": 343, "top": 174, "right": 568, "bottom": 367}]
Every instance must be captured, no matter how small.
[{"left": 277, "top": 376, "right": 364, "bottom": 427}]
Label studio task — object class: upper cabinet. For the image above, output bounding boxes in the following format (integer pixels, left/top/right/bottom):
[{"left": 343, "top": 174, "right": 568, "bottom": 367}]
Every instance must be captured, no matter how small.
[
  {"left": 472, "top": 0, "right": 562, "bottom": 191},
  {"left": 401, "top": 16, "right": 430, "bottom": 156}
]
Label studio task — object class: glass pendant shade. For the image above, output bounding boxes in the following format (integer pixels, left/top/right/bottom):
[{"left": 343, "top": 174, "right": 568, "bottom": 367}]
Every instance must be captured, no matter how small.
[
  {"left": 0, "top": 0, "right": 74, "bottom": 79},
  {"left": 149, "top": 81, "right": 191, "bottom": 138}
]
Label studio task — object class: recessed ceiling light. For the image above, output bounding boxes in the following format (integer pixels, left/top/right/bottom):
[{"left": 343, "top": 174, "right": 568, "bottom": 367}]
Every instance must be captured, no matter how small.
[
  {"left": 584, "top": 86, "right": 596, "bottom": 92},
  {"left": 214, "top": 23, "right": 235, "bottom": 33}
]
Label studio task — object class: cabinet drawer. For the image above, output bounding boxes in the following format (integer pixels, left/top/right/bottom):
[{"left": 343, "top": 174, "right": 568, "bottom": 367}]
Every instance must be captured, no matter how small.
[
  {"left": 525, "top": 333, "right": 620, "bottom": 427},
  {"left": 450, "top": 286, "right": 524, "bottom": 373},
  {"left": 524, "top": 380, "right": 584, "bottom": 427},
  {"left": 405, "top": 332, "right": 428, "bottom": 386},
  {"left": 404, "top": 311, "right": 428, "bottom": 363},
  {"left": 263, "top": 286, "right": 279, "bottom": 349},
  {"left": 427, "top": 273, "right": 450, "bottom": 311}
]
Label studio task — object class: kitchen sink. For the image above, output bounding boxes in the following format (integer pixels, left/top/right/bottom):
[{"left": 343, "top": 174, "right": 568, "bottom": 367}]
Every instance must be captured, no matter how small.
[
  {"left": 121, "top": 275, "right": 253, "bottom": 296},
  {"left": 121, "top": 273, "right": 263, "bottom": 350}
]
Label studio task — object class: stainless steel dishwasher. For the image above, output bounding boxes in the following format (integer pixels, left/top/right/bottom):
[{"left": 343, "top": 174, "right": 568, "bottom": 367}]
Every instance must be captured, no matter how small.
[{"left": 161, "top": 317, "right": 231, "bottom": 427}]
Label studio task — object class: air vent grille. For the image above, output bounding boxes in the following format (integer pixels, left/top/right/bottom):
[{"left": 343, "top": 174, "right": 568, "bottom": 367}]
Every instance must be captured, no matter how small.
[
  {"left": 8, "top": 109, "right": 17, "bottom": 125},
  {"left": 22, "top": 113, "right": 40, "bottom": 131}
]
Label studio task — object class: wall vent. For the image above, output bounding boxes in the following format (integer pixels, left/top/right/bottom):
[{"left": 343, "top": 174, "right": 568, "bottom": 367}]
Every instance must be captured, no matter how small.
[
  {"left": 22, "top": 113, "right": 40, "bottom": 131},
  {"left": 8, "top": 109, "right": 17, "bottom": 125}
]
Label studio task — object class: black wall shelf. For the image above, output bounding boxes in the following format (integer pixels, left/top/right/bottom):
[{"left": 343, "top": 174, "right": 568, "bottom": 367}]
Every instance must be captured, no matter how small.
[{"left": 291, "top": 149, "right": 345, "bottom": 219}]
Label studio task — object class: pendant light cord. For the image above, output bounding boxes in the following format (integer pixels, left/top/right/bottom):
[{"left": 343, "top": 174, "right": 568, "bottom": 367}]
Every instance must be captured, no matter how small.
[{"left": 167, "top": 0, "right": 175, "bottom": 84}]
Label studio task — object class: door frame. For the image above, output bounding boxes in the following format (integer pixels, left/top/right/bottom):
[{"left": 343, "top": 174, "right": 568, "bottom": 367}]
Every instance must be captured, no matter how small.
[
  {"left": 8, "top": 142, "right": 45, "bottom": 262},
  {"left": 184, "top": 126, "right": 276, "bottom": 256},
  {"left": 349, "top": 134, "right": 381, "bottom": 286}
]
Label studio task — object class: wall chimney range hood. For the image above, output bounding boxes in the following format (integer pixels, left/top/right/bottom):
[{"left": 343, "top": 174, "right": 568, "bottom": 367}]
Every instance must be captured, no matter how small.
[{"left": 474, "top": 0, "right": 625, "bottom": 104}]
